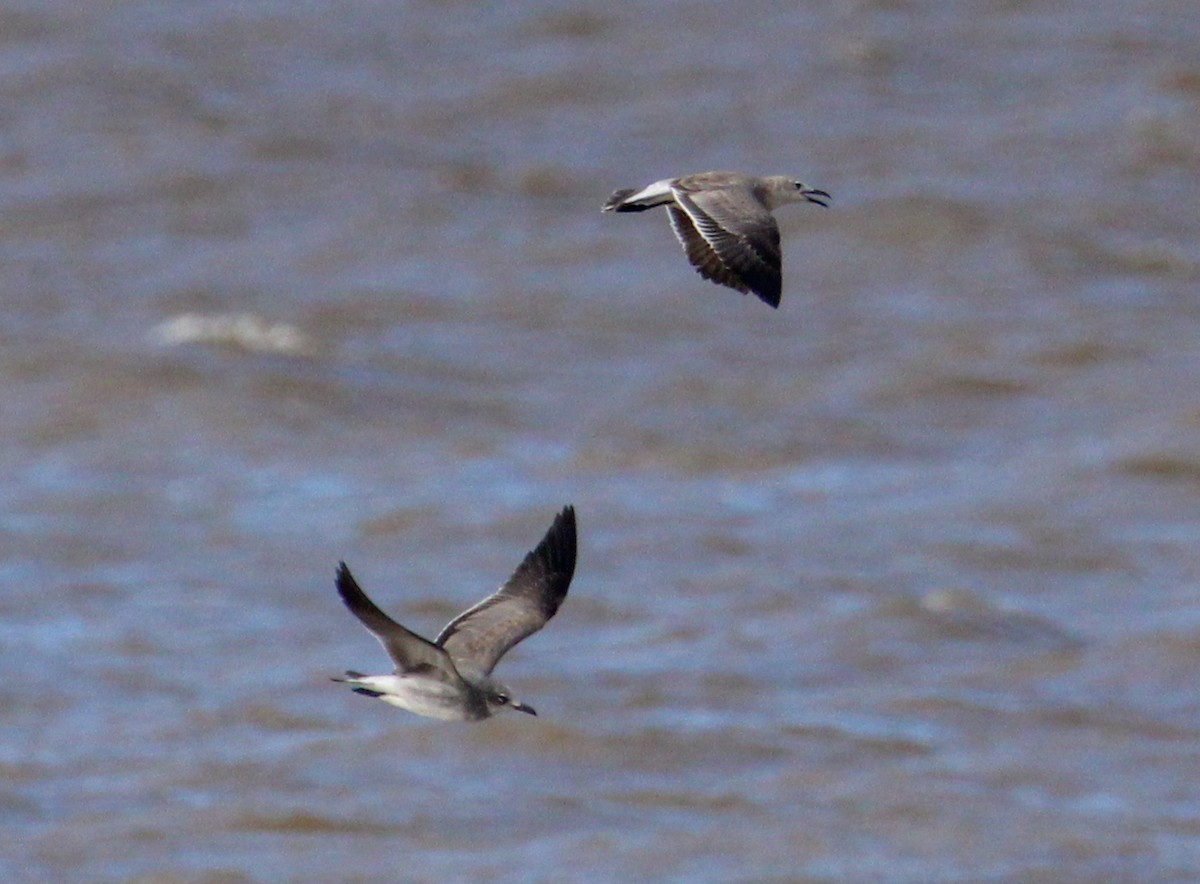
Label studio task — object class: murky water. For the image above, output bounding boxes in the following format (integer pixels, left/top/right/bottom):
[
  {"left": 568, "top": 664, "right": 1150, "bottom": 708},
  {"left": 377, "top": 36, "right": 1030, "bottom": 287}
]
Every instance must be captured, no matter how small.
[{"left": 3, "top": 1, "right": 1200, "bottom": 880}]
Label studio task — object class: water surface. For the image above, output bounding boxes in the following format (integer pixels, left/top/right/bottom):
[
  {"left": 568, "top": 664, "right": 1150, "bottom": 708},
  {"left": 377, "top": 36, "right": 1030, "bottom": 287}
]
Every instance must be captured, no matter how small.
[{"left": 3, "top": 1, "right": 1200, "bottom": 880}]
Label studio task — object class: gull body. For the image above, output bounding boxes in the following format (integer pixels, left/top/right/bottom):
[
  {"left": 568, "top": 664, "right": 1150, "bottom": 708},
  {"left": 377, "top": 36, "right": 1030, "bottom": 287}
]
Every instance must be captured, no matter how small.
[
  {"left": 332, "top": 506, "right": 577, "bottom": 721},
  {"left": 603, "top": 171, "right": 830, "bottom": 308}
]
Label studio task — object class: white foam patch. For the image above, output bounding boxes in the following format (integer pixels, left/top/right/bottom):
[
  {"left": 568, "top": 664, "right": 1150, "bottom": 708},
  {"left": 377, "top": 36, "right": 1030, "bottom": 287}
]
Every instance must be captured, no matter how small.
[{"left": 152, "top": 313, "right": 314, "bottom": 356}]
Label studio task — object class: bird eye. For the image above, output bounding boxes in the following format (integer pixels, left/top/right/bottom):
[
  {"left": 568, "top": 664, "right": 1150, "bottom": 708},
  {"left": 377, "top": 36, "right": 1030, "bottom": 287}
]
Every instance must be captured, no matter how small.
[
  {"left": 793, "top": 181, "right": 804, "bottom": 189},
  {"left": 496, "top": 694, "right": 509, "bottom": 705}
]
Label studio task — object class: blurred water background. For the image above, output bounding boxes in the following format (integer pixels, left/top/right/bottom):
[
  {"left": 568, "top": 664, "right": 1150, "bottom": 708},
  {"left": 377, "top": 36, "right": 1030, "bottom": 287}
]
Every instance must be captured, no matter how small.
[{"left": 3, "top": 0, "right": 1200, "bottom": 880}]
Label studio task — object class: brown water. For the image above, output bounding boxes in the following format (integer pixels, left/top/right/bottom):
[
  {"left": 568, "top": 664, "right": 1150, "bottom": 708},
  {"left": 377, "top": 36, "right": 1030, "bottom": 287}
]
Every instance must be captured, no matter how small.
[{"left": 3, "top": 1, "right": 1200, "bottom": 881}]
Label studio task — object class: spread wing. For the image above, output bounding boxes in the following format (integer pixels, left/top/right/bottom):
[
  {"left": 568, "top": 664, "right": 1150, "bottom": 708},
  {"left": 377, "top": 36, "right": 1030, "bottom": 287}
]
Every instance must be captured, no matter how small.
[
  {"left": 669, "top": 185, "right": 782, "bottom": 308},
  {"left": 435, "top": 506, "right": 577, "bottom": 679},
  {"left": 667, "top": 206, "right": 758, "bottom": 300},
  {"left": 335, "top": 562, "right": 455, "bottom": 677}
]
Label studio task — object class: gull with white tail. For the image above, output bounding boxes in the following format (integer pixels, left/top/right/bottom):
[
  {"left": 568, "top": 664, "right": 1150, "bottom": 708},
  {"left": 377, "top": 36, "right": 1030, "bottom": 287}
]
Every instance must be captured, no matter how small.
[
  {"left": 603, "top": 171, "right": 830, "bottom": 308},
  {"left": 331, "top": 506, "right": 577, "bottom": 721}
]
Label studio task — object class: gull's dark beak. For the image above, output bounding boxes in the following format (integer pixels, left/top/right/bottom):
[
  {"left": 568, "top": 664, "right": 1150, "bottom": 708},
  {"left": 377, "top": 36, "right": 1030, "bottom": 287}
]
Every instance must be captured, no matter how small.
[
  {"left": 804, "top": 188, "right": 831, "bottom": 208},
  {"left": 512, "top": 702, "right": 537, "bottom": 716}
]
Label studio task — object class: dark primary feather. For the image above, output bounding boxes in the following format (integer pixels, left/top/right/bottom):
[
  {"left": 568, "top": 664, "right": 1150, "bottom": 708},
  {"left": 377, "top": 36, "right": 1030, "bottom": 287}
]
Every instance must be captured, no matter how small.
[
  {"left": 335, "top": 562, "right": 453, "bottom": 675},
  {"left": 436, "top": 506, "right": 577, "bottom": 678},
  {"left": 668, "top": 206, "right": 756, "bottom": 298},
  {"left": 670, "top": 191, "right": 782, "bottom": 307}
]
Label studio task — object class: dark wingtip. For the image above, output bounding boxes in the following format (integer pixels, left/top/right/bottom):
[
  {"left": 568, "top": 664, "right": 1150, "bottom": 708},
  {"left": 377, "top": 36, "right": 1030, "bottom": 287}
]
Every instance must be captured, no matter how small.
[
  {"left": 511, "top": 505, "right": 578, "bottom": 619},
  {"left": 335, "top": 561, "right": 359, "bottom": 597},
  {"left": 754, "top": 287, "right": 782, "bottom": 309},
  {"left": 334, "top": 562, "right": 375, "bottom": 619},
  {"left": 548, "top": 505, "right": 578, "bottom": 582}
]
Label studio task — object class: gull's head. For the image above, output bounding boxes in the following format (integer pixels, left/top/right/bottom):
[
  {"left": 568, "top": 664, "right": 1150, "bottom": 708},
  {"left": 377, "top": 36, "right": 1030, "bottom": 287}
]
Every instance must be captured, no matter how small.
[
  {"left": 486, "top": 683, "right": 537, "bottom": 717},
  {"left": 764, "top": 176, "right": 831, "bottom": 209}
]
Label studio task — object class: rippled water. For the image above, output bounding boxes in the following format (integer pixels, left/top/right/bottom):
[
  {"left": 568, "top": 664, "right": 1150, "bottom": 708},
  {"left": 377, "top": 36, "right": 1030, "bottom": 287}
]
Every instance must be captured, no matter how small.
[{"left": 4, "top": 1, "right": 1200, "bottom": 881}]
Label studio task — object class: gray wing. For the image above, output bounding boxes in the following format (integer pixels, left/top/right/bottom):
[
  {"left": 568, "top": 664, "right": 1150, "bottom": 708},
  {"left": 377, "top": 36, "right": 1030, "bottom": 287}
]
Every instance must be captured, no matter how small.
[
  {"left": 667, "top": 206, "right": 759, "bottom": 301},
  {"left": 435, "top": 506, "right": 577, "bottom": 679},
  {"left": 335, "top": 562, "right": 455, "bottom": 677},
  {"left": 670, "top": 184, "right": 782, "bottom": 308},
  {"left": 673, "top": 171, "right": 757, "bottom": 191}
]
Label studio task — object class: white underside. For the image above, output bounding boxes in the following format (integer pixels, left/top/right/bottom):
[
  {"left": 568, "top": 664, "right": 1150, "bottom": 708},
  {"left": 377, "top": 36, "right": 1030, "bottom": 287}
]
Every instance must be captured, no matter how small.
[{"left": 348, "top": 673, "right": 478, "bottom": 721}]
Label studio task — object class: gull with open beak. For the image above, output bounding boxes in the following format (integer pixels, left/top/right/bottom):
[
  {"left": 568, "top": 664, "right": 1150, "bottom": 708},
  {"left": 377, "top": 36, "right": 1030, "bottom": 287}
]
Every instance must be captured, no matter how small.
[{"left": 603, "top": 171, "right": 830, "bottom": 308}]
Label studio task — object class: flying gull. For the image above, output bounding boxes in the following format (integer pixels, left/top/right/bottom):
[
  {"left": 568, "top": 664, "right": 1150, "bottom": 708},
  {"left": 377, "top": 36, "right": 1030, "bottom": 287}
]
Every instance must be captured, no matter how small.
[
  {"left": 603, "top": 171, "right": 830, "bottom": 308},
  {"left": 331, "top": 506, "right": 577, "bottom": 721}
]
